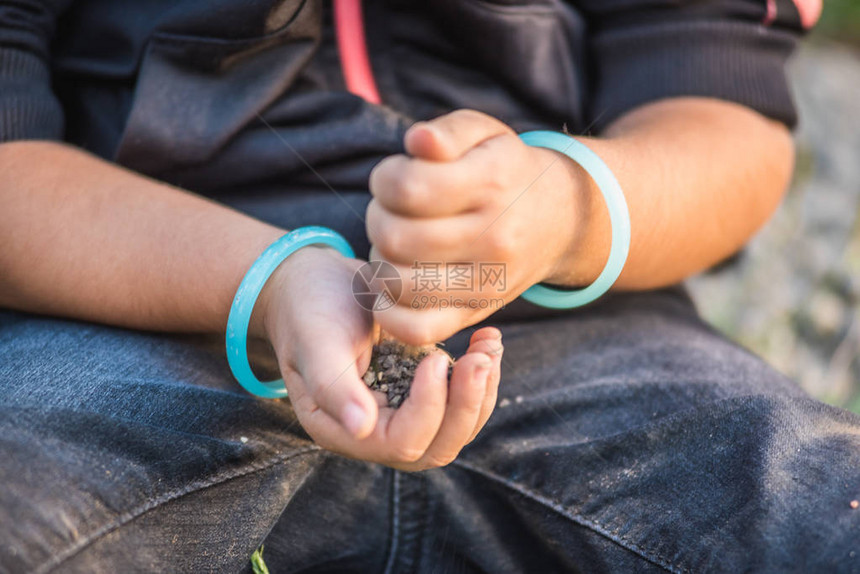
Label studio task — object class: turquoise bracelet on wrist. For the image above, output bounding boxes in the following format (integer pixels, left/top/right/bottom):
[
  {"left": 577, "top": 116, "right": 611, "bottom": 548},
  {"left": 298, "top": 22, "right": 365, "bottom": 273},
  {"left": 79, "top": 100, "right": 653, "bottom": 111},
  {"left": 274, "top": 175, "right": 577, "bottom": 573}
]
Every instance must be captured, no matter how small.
[
  {"left": 226, "top": 226, "right": 355, "bottom": 398},
  {"left": 518, "top": 131, "right": 631, "bottom": 309}
]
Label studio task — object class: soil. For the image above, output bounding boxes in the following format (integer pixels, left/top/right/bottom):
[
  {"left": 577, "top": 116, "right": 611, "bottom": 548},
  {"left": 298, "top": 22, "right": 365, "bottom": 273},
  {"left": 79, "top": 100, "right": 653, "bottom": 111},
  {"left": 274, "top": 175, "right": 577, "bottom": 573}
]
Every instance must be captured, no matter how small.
[{"left": 362, "top": 338, "right": 450, "bottom": 408}]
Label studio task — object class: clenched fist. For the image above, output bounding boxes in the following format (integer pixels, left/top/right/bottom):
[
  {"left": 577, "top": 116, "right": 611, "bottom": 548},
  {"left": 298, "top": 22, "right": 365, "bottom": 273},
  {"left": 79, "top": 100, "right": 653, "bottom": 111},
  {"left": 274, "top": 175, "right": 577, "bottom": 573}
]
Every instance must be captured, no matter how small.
[{"left": 368, "top": 109, "right": 595, "bottom": 345}]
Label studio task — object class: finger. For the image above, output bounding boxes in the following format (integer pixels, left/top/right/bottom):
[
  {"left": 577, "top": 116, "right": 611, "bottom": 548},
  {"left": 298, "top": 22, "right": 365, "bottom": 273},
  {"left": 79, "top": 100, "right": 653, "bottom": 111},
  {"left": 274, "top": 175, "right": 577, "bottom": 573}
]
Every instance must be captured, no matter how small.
[
  {"left": 409, "top": 351, "right": 492, "bottom": 468},
  {"left": 302, "top": 352, "right": 448, "bottom": 464},
  {"left": 405, "top": 109, "right": 514, "bottom": 162},
  {"left": 370, "top": 133, "right": 524, "bottom": 218},
  {"left": 369, "top": 154, "right": 483, "bottom": 217},
  {"left": 366, "top": 199, "right": 481, "bottom": 264},
  {"left": 286, "top": 381, "right": 391, "bottom": 463},
  {"left": 375, "top": 255, "right": 519, "bottom": 310},
  {"left": 299, "top": 339, "right": 380, "bottom": 440},
  {"left": 464, "top": 328, "right": 504, "bottom": 443},
  {"left": 384, "top": 352, "right": 450, "bottom": 462},
  {"left": 375, "top": 301, "right": 477, "bottom": 347}
]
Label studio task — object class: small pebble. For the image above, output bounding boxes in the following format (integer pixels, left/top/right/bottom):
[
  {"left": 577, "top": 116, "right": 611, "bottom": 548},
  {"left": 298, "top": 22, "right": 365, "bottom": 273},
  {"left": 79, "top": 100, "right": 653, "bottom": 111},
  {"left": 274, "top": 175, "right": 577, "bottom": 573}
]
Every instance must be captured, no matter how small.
[
  {"left": 240, "top": 436, "right": 249, "bottom": 444},
  {"left": 499, "top": 398, "right": 511, "bottom": 408},
  {"left": 514, "top": 395, "right": 524, "bottom": 404},
  {"left": 850, "top": 500, "right": 859, "bottom": 509},
  {"left": 363, "top": 339, "right": 444, "bottom": 409}
]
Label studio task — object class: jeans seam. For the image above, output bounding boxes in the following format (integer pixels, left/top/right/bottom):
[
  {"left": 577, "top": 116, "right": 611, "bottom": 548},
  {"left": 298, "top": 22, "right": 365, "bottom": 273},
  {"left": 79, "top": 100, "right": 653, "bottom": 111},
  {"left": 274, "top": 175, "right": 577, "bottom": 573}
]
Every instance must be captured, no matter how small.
[
  {"left": 39, "top": 445, "right": 322, "bottom": 574},
  {"left": 415, "top": 474, "right": 429, "bottom": 573},
  {"left": 382, "top": 470, "right": 401, "bottom": 574},
  {"left": 451, "top": 459, "right": 690, "bottom": 574}
]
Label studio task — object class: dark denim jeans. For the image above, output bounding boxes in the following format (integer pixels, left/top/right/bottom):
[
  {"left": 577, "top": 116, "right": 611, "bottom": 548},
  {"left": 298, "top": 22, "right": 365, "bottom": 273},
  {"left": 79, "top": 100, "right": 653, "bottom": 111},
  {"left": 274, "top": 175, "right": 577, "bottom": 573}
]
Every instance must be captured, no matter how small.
[
  {"left": 1, "top": 193, "right": 859, "bottom": 573},
  {"left": 2, "top": 288, "right": 859, "bottom": 573}
]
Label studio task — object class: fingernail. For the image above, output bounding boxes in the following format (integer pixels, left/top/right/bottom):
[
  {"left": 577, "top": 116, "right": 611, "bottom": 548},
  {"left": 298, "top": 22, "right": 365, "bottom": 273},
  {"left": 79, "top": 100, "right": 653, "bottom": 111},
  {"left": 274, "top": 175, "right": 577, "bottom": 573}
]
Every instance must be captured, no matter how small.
[
  {"left": 407, "top": 121, "right": 429, "bottom": 139},
  {"left": 420, "top": 124, "right": 443, "bottom": 143},
  {"left": 478, "top": 337, "right": 503, "bottom": 356},
  {"left": 484, "top": 329, "right": 503, "bottom": 353},
  {"left": 342, "top": 401, "right": 368, "bottom": 437},
  {"left": 435, "top": 354, "right": 450, "bottom": 380}
]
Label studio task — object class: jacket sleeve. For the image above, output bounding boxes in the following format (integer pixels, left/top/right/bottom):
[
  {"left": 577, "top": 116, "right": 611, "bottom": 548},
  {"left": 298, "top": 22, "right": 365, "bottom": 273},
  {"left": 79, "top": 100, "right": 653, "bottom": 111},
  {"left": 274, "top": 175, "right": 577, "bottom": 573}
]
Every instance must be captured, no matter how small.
[
  {"left": 0, "top": 0, "right": 72, "bottom": 142},
  {"left": 577, "top": 0, "right": 822, "bottom": 130}
]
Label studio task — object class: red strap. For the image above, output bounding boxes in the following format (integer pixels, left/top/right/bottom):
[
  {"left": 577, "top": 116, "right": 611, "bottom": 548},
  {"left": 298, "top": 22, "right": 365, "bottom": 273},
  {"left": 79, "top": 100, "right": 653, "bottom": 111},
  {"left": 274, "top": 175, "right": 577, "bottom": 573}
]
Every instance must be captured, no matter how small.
[
  {"left": 764, "top": 0, "right": 822, "bottom": 29},
  {"left": 333, "top": 0, "right": 382, "bottom": 104}
]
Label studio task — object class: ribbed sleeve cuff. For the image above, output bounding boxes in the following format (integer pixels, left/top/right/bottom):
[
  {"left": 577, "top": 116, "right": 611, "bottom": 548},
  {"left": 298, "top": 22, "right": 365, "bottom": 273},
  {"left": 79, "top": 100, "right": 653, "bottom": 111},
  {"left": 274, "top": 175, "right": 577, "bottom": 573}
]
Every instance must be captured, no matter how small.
[
  {"left": 0, "top": 48, "right": 64, "bottom": 141},
  {"left": 589, "top": 21, "right": 799, "bottom": 132}
]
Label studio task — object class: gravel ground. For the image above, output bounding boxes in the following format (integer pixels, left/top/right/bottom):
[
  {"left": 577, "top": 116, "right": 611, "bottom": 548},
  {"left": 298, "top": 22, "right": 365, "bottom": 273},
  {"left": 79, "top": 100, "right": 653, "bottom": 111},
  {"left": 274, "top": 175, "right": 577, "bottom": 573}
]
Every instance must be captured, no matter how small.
[{"left": 688, "top": 42, "right": 860, "bottom": 413}]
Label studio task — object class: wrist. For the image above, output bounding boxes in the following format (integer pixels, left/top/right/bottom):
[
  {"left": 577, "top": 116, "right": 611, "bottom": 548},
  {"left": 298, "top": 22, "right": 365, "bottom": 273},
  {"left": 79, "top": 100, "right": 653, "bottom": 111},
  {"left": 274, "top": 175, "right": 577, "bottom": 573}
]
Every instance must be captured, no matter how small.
[
  {"left": 248, "top": 256, "right": 286, "bottom": 343},
  {"left": 249, "top": 244, "right": 342, "bottom": 346},
  {"left": 224, "top": 226, "right": 286, "bottom": 337},
  {"left": 541, "top": 141, "right": 613, "bottom": 287},
  {"left": 226, "top": 227, "right": 355, "bottom": 399}
]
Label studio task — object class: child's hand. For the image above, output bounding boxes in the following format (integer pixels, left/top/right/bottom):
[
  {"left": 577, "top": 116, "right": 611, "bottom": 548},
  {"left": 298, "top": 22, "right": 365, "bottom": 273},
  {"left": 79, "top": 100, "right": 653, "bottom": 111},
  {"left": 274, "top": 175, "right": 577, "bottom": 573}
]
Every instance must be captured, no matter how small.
[
  {"left": 367, "top": 110, "right": 588, "bottom": 344},
  {"left": 256, "top": 245, "right": 503, "bottom": 470}
]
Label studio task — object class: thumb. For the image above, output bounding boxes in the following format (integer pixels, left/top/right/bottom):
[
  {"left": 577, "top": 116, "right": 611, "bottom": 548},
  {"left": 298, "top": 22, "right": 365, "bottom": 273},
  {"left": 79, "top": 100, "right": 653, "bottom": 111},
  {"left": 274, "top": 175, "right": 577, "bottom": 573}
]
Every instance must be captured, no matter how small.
[
  {"left": 404, "top": 109, "right": 514, "bottom": 162},
  {"left": 299, "top": 334, "right": 379, "bottom": 440}
]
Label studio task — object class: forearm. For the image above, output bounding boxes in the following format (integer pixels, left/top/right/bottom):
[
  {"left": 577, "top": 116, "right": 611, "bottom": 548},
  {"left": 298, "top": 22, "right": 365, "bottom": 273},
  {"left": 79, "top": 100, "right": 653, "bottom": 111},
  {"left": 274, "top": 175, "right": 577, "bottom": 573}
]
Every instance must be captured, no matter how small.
[
  {"left": 547, "top": 97, "right": 795, "bottom": 290},
  {"left": 0, "top": 141, "right": 284, "bottom": 333}
]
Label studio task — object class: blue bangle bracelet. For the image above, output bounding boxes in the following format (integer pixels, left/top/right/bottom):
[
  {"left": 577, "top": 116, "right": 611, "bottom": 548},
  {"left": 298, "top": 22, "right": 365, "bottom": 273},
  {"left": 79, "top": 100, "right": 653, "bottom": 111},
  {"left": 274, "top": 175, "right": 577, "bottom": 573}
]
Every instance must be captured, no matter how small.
[
  {"left": 519, "top": 131, "right": 631, "bottom": 309},
  {"left": 226, "top": 226, "right": 355, "bottom": 398}
]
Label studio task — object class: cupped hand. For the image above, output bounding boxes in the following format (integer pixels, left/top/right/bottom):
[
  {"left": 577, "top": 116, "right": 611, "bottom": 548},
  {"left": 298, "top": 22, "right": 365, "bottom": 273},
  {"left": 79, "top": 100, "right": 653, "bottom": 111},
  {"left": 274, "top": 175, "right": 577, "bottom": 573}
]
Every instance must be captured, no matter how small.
[
  {"left": 367, "top": 109, "right": 593, "bottom": 345},
  {"left": 257, "top": 245, "right": 503, "bottom": 470}
]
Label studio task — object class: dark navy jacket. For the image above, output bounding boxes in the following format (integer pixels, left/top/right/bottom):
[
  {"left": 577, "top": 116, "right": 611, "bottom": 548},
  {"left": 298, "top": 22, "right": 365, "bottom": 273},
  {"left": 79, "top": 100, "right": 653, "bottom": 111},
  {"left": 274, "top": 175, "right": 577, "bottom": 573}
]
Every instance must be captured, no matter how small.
[{"left": 0, "top": 1, "right": 812, "bottom": 197}]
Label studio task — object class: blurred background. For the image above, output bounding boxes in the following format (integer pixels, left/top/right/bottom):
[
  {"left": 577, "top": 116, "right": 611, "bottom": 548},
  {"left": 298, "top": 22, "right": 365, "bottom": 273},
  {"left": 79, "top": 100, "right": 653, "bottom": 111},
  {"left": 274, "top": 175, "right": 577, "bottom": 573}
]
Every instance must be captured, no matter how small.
[{"left": 688, "top": 1, "right": 860, "bottom": 414}]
